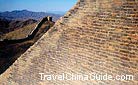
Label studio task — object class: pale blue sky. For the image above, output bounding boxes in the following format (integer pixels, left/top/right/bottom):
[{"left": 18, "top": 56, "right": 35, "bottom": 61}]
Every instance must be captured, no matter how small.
[{"left": 0, "top": 0, "right": 77, "bottom": 12}]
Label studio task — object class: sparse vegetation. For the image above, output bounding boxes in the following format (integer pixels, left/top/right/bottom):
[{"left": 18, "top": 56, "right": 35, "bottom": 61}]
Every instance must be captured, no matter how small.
[
  {"left": 2, "top": 23, "right": 37, "bottom": 40},
  {"left": 0, "top": 19, "right": 55, "bottom": 74},
  {"left": 0, "top": 18, "right": 37, "bottom": 34}
]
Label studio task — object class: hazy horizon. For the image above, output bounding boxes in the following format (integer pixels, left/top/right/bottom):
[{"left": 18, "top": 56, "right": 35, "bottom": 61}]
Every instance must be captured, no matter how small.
[
  {"left": 0, "top": 0, "right": 77, "bottom": 13},
  {"left": 0, "top": 9, "right": 67, "bottom": 15}
]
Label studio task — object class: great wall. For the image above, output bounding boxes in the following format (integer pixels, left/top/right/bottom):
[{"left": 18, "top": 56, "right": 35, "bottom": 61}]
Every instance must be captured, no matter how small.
[
  {"left": 0, "top": 16, "right": 54, "bottom": 75},
  {"left": 0, "top": 0, "right": 138, "bottom": 85},
  {"left": 0, "top": 16, "right": 53, "bottom": 44}
]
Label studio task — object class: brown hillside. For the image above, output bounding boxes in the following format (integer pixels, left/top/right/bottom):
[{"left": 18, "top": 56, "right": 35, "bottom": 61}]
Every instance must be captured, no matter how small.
[
  {"left": 0, "top": 19, "right": 37, "bottom": 35},
  {"left": 0, "top": 0, "right": 138, "bottom": 85},
  {"left": 1, "top": 23, "right": 37, "bottom": 40},
  {"left": 0, "top": 20, "right": 54, "bottom": 74}
]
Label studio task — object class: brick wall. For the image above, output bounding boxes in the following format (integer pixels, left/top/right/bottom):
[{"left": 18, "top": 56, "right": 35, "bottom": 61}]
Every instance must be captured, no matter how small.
[{"left": 0, "top": 0, "right": 137, "bottom": 85}]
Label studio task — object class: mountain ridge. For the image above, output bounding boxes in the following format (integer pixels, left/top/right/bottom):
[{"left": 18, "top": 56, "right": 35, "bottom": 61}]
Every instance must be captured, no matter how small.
[
  {"left": 0, "top": 18, "right": 37, "bottom": 34},
  {"left": 0, "top": 10, "right": 62, "bottom": 21}
]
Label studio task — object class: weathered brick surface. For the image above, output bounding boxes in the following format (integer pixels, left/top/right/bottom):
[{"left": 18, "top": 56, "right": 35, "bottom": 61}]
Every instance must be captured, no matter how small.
[{"left": 0, "top": 0, "right": 138, "bottom": 85}]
